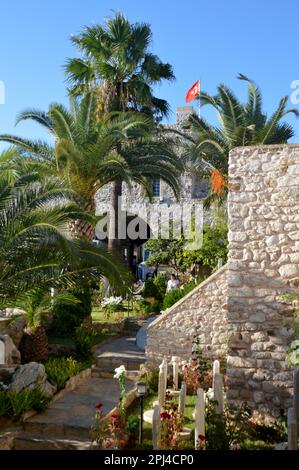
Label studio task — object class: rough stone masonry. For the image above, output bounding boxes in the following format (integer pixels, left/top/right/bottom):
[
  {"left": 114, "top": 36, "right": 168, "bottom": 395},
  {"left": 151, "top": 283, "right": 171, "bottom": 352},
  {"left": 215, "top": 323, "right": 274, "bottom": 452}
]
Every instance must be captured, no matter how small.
[
  {"left": 227, "top": 144, "right": 299, "bottom": 418},
  {"left": 147, "top": 143, "right": 299, "bottom": 419}
]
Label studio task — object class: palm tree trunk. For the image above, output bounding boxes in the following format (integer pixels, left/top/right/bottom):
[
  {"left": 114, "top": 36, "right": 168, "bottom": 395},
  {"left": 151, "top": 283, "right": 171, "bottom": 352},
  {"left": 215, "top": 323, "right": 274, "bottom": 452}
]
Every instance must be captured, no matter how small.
[
  {"left": 108, "top": 180, "right": 122, "bottom": 253},
  {"left": 69, "top": 198, "right": 95, "bottom": 241}
]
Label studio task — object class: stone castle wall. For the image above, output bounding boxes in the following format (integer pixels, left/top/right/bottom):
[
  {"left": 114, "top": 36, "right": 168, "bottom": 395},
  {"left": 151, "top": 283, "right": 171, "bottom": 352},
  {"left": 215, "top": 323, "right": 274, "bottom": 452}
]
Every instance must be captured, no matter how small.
[
  {"left": 227, "top": 144, "right": 299, "bottom": 418},
  {"left": 146, "top": 266, "right": 228, "bottom": 367}
]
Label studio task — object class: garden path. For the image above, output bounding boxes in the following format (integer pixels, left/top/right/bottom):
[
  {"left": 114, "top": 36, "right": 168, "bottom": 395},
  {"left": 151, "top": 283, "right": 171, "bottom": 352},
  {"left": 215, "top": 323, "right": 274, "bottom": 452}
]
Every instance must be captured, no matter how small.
[{"left": 13, "top": 331, "right": 147, "bottom": 450}]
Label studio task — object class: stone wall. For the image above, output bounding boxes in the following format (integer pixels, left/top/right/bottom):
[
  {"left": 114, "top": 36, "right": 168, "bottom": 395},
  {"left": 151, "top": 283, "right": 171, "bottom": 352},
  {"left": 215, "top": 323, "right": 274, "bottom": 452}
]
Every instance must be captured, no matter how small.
[
  {"left": 227, "top": 144, "right": 299, "bottom": 418},
  {"left": 146, "top": 266, "right": 228, "bottom": 367}
]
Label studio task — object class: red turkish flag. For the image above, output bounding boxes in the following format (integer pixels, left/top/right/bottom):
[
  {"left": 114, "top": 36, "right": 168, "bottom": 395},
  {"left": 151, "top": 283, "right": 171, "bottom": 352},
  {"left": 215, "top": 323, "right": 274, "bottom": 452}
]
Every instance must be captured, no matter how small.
[{"left": 185, "top": 80, "right": 200, "bottom": 103}]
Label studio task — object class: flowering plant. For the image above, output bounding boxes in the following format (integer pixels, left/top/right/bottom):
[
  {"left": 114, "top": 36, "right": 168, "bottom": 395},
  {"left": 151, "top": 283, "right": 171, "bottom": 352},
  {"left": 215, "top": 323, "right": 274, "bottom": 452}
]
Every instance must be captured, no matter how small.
[
  {"left": 160, "top": 399, "right": 184, "bottom": 450},
  {"left": 91, "top": 404, "right": 128, "bottom": 450}
]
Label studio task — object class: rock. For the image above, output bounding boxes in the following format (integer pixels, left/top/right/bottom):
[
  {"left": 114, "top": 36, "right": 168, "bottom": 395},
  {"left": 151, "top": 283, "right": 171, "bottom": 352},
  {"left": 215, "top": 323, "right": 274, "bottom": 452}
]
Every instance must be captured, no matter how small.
[
  {"left": 0, "top": 334, "right": 21, "bottom": 365},
  {"left": 9, "top": 362, "right": 56, "bottom": 396},
  {"left": 0, "top": 367, "right": 17, "bottom": 383},
  {"left": 4, "top": 316, "right": 26, "bottom": 348}
]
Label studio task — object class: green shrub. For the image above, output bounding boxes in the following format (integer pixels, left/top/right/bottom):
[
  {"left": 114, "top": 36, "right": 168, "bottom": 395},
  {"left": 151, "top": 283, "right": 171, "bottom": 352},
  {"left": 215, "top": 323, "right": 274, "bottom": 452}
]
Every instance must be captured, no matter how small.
[
  {"left": 125, "top": 414, "right": 140, "bottom": 437},
  {"left": 9, "top": 389, "right": 33, "bottom": 417},
  {"left": 44, "top": 357, "right": 82, "bottom": 389},
  {"left": 141, "top": 278, "right": 159, "bottom": 299},
  {"left": 29, "top": 388, "right": 52, "bottom": 413},
  {"left": 74, "top": 325, "right": 95, "bottom": 360},
  {"left": 153, "top": 274, "right": 166, "bottom": 300},
  {"left": 0, "top": 391, "right": 11, "bottom": 417},
  {"left": 0, "top": 389, "right": 51, "bottom": 419},
  {"left": 240, "top": 439, "right": 274, "bottom": 450},
  {"left": 52, "top": 287, "right": 92, "bottom": 336},
  {"left": 162, "top": 280, "right": 197, "bottom": 310}
]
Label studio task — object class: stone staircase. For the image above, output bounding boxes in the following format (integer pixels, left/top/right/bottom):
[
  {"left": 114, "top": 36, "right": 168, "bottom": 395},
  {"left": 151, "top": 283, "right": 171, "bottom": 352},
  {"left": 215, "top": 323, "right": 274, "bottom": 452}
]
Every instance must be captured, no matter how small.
[{"left": 13, "top": 329, "right": 147, "bottom": 450}]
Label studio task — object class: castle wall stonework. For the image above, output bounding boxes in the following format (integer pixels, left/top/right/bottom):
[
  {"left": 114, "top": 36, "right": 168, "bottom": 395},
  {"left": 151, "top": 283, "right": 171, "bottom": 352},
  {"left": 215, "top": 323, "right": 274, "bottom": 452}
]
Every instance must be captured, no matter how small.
[
  {"left": 227, "top": 144, "right": 299, "bottom": 418},
  {"left": 146, "top": 266, "right": 228, "bottom": 367},
  {"left": 146, "top": 143, "right": 299, "bottom": 420}
]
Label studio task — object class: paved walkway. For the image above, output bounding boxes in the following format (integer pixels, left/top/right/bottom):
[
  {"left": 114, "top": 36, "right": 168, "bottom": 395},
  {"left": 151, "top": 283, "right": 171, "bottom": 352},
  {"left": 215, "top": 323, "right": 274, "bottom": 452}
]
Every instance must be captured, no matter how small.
[{"left": 13, "top": 330, "right": 147, "bottom": 449}]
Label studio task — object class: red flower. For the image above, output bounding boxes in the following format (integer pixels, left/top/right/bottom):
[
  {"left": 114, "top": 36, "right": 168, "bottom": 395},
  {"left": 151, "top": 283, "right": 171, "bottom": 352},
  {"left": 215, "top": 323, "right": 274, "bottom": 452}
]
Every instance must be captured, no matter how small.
[
  {"left": 198, "top": 434, "right": 206, "bottom": 441},
  {"left": 160, "top": 411, "right": 170, "bottom": 420},
  {"left": 95, "top": 403, "right": 103, "bottom": 409},
  {"left": 110, "top": 412, "right": 119, "bottom": 420}
]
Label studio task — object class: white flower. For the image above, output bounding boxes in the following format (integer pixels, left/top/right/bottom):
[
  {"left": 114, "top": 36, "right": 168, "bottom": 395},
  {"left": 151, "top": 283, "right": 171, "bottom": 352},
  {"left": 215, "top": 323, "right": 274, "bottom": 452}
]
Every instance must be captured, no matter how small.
[
  {"left": 114, "top": 365, "right": 126, "bottom": 379},
  {"left": 206, "top": 388, "right": 214, "bottom": 400},
  {"left": 101, "top": 296, "right": 122, "bottom": 307}
]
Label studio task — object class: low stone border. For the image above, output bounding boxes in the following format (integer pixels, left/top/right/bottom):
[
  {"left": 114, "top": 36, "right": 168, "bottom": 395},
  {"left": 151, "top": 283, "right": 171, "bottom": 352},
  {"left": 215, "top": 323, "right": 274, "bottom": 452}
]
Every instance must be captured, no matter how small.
[
  {"left": 51, "top": 368, "right": 92, "bottom": 403},
  {"left": 21, "top": 368, "right": 92, "bottom": 422},
  {"left": 93, "top": 320, "right": 126, "bottom": 335}
]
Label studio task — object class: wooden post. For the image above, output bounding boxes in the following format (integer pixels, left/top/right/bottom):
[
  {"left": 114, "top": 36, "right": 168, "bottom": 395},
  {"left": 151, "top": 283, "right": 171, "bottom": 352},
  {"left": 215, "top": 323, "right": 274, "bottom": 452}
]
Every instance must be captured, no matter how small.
[
  {"left": 171, "top": 356, "right": 180, "bottom": 391},
  {"left": 212, "top": 360, "right": 220, "bottom": 390},
  {"left": 152, "top": 403, "right": 161, "bottom": 450},
  {"left": 158, "top": 362, "right": 166, "bottom": 407},
  {"left": 178, "top": 381, "right": 186, "bottom": 416},
  {"left": 213, "top": 373, "right": 224, "bottom": 415},
  {"left": 194, "top": 388, "right": 205, "bottom": 449},
  {"left": 293, "top": 369, "right": 299, "bottom": 423},
  {"left": 288, "top": 407, "right": 298, "bottom": 450}
]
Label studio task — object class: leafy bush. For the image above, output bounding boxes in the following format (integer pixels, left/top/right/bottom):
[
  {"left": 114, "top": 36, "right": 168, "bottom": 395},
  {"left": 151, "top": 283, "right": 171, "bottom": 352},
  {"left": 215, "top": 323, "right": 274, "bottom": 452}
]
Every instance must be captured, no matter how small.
[
  {"left": 0, "top": 388, "right": 51, "bottom": 419},
  {"left": 0, "top": 391, "right": 11, "bottom": 417},
  {"left": 162, "top": 280, "right": 197, "bottom": 310},
  {"left": 74, "top": 324, "right": 95, "bottom": 359},
  {"left": 44, "top": 357, "right": 82, "bottom": 389},
  {"left": 125, "top": 414, "right": 140, "bottom": 438},
  {"left": 52, "top": 287, "right": 93, "bottom": 336},
  {"left": 141, "top": 278, "right": 159, "bottom": 299}
]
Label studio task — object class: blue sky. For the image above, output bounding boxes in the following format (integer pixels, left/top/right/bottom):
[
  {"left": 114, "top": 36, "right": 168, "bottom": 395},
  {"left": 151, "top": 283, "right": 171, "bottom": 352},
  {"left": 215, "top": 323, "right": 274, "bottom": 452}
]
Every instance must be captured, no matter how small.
[{"left": 0, "top": 0, "right": 298, "bottom": 150}]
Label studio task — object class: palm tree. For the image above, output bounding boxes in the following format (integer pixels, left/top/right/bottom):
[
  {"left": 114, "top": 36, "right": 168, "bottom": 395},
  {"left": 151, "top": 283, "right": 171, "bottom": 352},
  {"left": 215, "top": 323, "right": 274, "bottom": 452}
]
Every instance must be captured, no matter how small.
[
  {"left": 0, "top": 153, "right": 131, "bottom": 302},
  {"left": 184, "top": 74, "right": 299, "bottom": 204},
  {"left": 64, "top": 13, "right": 177, "bottom": 252},
  {"left": 65, "top": 13, "right": 175, "bottom": 121},
  {"left": 0, "top": 94, "right": 182, "bottom": 252},
  {"left": 0, "top": 152, "right": 131, "bottom": 358}
]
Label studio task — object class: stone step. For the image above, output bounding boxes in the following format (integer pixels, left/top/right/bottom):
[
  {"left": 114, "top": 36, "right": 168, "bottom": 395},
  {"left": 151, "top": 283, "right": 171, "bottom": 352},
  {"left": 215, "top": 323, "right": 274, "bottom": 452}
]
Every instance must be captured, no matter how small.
[
  {"left": 13, "top": 434, "right": 91, "bottom": 450},
  {"left": 91, "top": 367, "right": 140, "bottom": 380},
  {"left": 95, "top": 357, "right": 144, "bottom": 371},
  {"left": 22, "top": 421, "right": 91, "bottom": 439}
]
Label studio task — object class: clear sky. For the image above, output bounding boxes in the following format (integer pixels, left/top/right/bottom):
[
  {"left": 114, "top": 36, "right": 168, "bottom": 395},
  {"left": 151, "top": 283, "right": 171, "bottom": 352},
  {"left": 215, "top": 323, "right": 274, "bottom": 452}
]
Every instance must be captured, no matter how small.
[{"left": 0, "top": 0, "right": 298, "bottom": 150}]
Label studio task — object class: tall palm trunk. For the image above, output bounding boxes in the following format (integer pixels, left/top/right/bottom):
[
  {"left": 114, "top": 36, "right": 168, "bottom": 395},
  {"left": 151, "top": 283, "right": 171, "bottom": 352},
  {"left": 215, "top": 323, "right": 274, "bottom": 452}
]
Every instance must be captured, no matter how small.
[
  {"left": 108, "top": 180, "right": 122, "bottom": 252},
  {"left": 69, "top": 198, "right": 95, "bottom": 241}
]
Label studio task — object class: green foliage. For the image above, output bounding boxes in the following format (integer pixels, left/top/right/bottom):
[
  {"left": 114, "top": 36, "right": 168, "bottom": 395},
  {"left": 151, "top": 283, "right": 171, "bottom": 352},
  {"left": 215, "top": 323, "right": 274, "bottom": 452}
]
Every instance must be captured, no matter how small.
[
  {"left": 162, "top": 280, "right": 197, "bottom": 310},
  {"left": 184, "top": 74, "right": 299, "bottom": 204},
  {"left": 125, "top": 414, "right": 140, "bottom": 437},
  {"left": 142, "top": 275, "right": 165, "bottom": 301},
  {"left": 74, "top": 324, "right": 95, "bottom": 360},
  {"left": 52, "top": 288, "right": 92, "bottom": 336},
  {"left": 146, "top": 212, "right": 228, "bottom": 273},
  {"left": 146, "top": 237, "right": 186, "bottom": 272},
  {"left": 205, "top": 401, "right": 252, "bottom": 450},
  {"left": 0, "top": 389, "right": 51, "bottom": 419},
  {"left": 44, "top": 356, "right": 82, "bottom": 390},
  {"left": 139, "top": 369, "right": 159, "bottom": 395},
  {"left": 65, "top": 12, "right": 175, "bottom": 122},
  {"left": 239, "top": 439, "right": 274, "bottom": 450},
  {"left": 0, "top": 391, "right": 11, "bottom": 417},
  {"left": 0, "top": 150, "right": 132, "bottom": 306}
]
